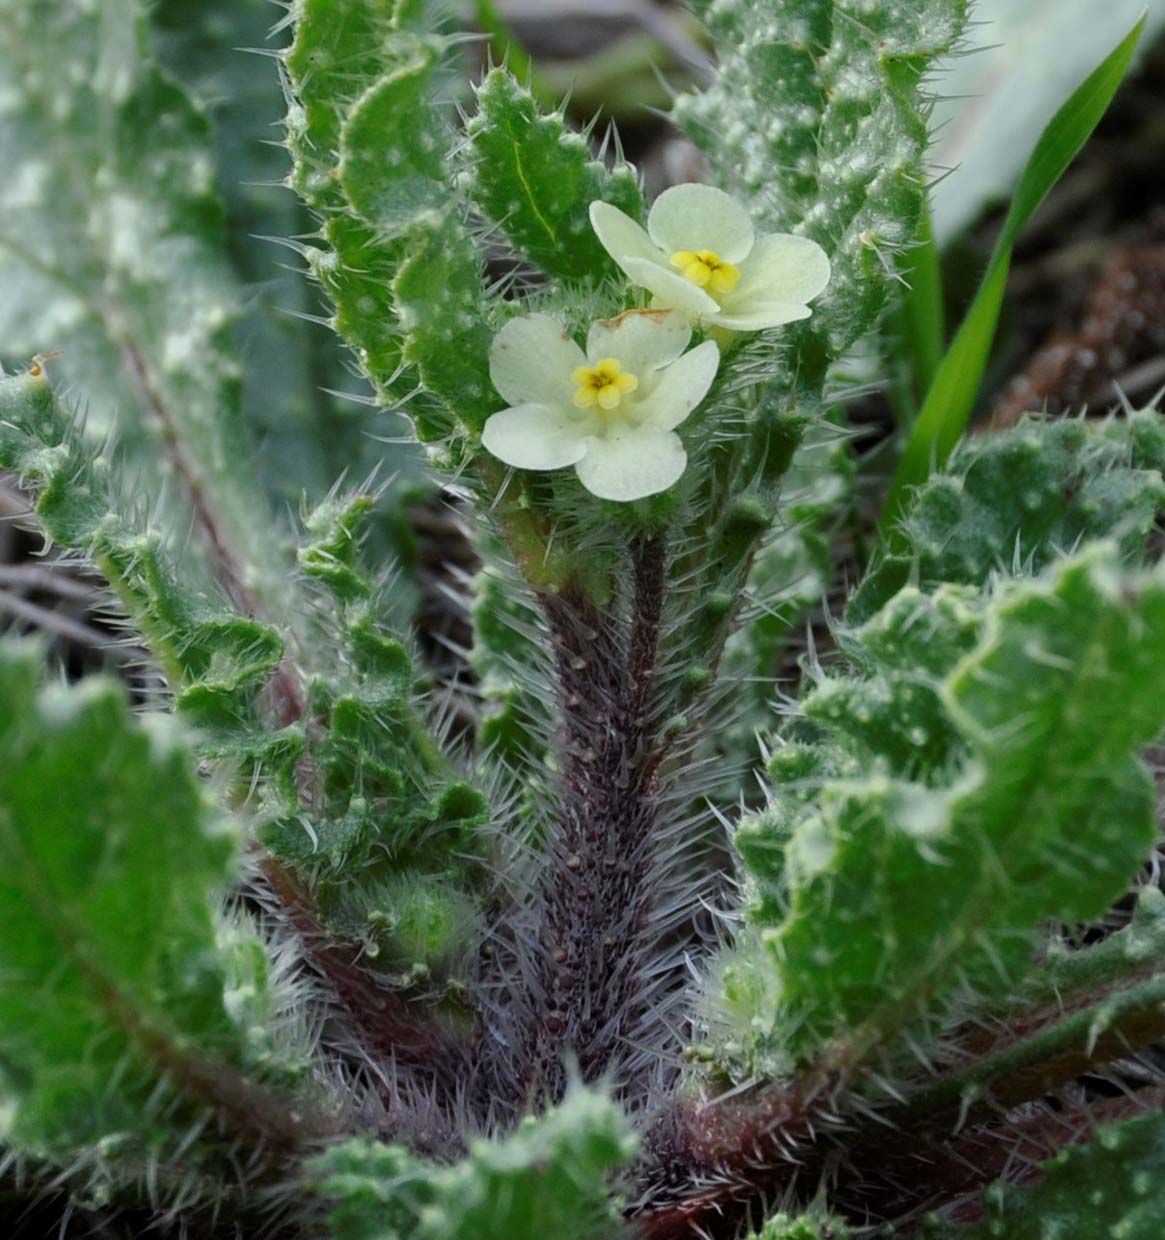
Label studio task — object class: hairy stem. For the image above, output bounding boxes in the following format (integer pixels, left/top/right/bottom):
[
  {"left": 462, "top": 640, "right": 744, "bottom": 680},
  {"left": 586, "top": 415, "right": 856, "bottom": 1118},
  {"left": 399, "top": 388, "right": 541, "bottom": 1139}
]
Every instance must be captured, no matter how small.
[
  {"left": 902, "top": 969, "right": 1165, "bottom": 1138},
  {"left": 630, "top": 950, "right": 1165, "bottom": 1236},
  {"left": 510, "top": 534, "right": 667, "bottom": 1109}
]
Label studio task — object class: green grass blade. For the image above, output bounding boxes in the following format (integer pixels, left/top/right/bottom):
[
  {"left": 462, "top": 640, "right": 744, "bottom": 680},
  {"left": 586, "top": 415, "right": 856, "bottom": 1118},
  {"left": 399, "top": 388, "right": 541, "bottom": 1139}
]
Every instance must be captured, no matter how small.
[
  {"left": 879, "top": 13, "right": 1146, "bottom": 543},
  {"left": 901, "top": 201, "right": 945, "bottom": 411}
]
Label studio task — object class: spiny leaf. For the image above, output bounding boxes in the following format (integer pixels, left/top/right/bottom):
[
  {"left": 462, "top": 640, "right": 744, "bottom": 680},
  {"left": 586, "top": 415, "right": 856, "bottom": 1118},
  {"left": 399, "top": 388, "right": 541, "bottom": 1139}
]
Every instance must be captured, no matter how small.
[
  {"left": 799, "top": 582, "right": 984, "bottom": 780},
  {"left": 665, "top": 0, "right": 968, "bottom": 700},
  {"left": 337, "top": 35, "right": 446, "bottom": 237},
  {"left": 315, "top": 1087, "right": 636, "bottom": 1240},
  {"left": 285, "top": 0, "right": 403, "bottom": 212},
  {"left": 676, "top": 0, "right": 969, "bottom": 358},
  {"left": 0, "top": 367, "right": 290, "bottom": 736},
  {"left": 852, "top": 411, "right": 1165, "bottom": 622},
  {"left": 284, "top": 0, "right": 433, "bottom": 423},
  {"left": 286, "top": 1, "right": 495, "bottom": 443},
  {"left": 277, "top": 492, "right": 490, "bottom": 972},
  {"left": 752, "top": 544, "right": 1165, "bottom": 1060},
  {"left": 2, "top": 360, "right": 483, "bottom": 971},
  {"left": 465, "top": 69, "right": 643, "bottom": 281},
  {"left": 392, "top": 218, "right": 496, "bottom": 433},
  {"left": 0, "top": 640, "right": 295, "bottom": 1152},
  {"left": 924, "top": 1111, "right": 1165, "bottom": 1239}
]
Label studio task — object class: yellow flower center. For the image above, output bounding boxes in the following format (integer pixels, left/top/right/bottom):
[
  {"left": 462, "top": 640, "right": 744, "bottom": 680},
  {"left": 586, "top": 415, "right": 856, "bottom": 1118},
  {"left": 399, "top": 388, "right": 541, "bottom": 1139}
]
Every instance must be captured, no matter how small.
[
  {"left": 571, "top": 357, "right": 639, "bottom": 412},
  {"left": 669, "top": 249, "right": 741, "bottom": 299}
]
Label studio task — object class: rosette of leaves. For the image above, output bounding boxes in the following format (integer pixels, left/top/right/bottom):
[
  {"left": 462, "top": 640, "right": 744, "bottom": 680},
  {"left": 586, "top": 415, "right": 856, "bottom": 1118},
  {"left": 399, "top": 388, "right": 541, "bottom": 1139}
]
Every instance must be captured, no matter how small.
[{"left": 0, "top": 0, "right": 1163, "bottom": 1238}]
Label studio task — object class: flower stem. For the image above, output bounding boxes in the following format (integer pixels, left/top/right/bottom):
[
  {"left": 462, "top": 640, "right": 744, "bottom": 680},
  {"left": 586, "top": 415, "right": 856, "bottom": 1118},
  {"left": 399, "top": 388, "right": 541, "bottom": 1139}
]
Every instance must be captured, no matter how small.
[{"left": 509, "top": 534, "right": 668, "bottom": 1109}]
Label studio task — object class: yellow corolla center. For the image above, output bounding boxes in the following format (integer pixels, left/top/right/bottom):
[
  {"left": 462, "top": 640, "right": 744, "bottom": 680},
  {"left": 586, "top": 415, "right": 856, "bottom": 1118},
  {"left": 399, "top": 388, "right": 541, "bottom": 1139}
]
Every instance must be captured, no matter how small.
[
  {"left": 670, "top": 249, "right": 741, "bottom": 298},
  {"left": 571, "top": 357, "right": 639, "bottom": 412}
]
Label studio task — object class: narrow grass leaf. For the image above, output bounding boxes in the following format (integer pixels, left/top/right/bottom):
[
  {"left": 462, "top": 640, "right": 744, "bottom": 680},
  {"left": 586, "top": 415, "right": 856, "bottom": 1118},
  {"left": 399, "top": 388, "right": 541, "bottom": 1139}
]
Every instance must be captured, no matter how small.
[{"left": 880, "top": 14, "right": 1146, "bottom": 542}]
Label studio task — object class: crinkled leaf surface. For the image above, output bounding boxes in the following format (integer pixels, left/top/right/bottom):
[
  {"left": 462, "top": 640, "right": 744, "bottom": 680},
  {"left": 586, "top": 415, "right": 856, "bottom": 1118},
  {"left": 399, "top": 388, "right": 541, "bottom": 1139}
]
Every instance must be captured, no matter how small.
[
  {"left": 753, "top": 544, "right": 1165, "bottom": 1058},
  {"left": 852, "top": 411, "right": 1165, "bottom": 621},
  {"left": 0, "top": 641, "right": 244, "bottom": 1150}
]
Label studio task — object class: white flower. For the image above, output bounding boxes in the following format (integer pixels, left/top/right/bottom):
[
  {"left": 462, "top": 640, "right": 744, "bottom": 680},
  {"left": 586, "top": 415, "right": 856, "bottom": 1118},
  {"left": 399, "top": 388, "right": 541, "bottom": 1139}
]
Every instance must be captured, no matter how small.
[
  {"left": 589, "top": 183, "right": 831, "bottom": 332},
  {"left": 481, "top": 310, "right": 719, "bottom": 502}
]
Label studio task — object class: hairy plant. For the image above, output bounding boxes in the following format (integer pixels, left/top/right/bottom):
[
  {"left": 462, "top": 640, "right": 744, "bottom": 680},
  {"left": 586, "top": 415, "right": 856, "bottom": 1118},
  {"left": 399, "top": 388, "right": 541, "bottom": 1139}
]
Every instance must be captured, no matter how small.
[{"left": 0, "top": 1, "right": 1162, "bottom": 1237}]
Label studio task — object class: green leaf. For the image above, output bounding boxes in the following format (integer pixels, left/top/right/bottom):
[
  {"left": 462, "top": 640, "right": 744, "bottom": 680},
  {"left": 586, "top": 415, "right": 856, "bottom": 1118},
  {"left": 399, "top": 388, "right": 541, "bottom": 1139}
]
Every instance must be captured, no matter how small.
[
  {"left": 465, "top": 69, "right": 643, "bottom": 282},
  {"left": 0, "top": 0, "right": 291, "bottom": 612},
  {"left": 0, "top": 364, "right": 480, "bottom": 976},
  {"left": 0, "top": 368, "right": 289, "bottom": 729},
  {"left": 676, "top": 0, "right": 969, "bottom": 359},
  {"left": 284, "top": 1, "right": 432, "bottom": 421},
  {"left": 880, "top": 15, "right": 1147, "bottom": 538},
  {"left": 852, "top": 410, "right": 1165, "bottom": 622},
  {"left": 927, "top": 1111, "right": 1165, "bottom": 1240},
  {"left": 338, "top": 36, "right": 446, "bottom": 237},
  {"left": 0, "top": 640, "right": 272, "bottom": 1152},
  {"left": 315, "top": 1087, "right": 636, "bottom": 1240},
  {"left": 286, "top": 0, "right": 402, "bottom": 212},
  {"left": 286, "top": 2, "right": 495, "bottom": 442},
  {"left": 277, "top": 492, "right": 491, "bottom": 973},
  {"left": 801, "top": 582, "right": 984, "bottom": 779},
  {"left": 665, "top": 0, "right": 969, "bottom": 665},
  {"left": 392, "top": 217, "right": 496, "bottom": 433},
  {"left": 751, "top": 544, "right": 1165, "bottom": 1060}
]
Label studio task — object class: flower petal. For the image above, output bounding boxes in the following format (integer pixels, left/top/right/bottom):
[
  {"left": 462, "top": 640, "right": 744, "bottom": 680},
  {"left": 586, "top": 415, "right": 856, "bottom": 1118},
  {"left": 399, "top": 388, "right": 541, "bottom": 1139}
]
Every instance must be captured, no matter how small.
[
  {"left": 586, "top": 309, "right": 691, "bottom": 376},
  {"left": 575, "top": 428, "right": 687, "bottom": 501},
  {"left": 622, "top": 257, "right": 721, "bottom": 320},
  {"left": 634, "top": 339, "right": 720, "bottom": 431},
  {"left": 646, "top": 184, "right": 755, "bottom": 264},
  {"left": 729, "top": 233, "right": 831, "bottom": 309},
  {"left": 711, "top": 303, "right": 813, "bottom": 331},
  {"left": 489, "top": 314, "right": 586, "bottom": 407},
  {"left": 589, "top": 201, "right": 665, "bottom": 270},
  {"left": 481, "top": 403, "right": 589, "bottom": 470}
]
